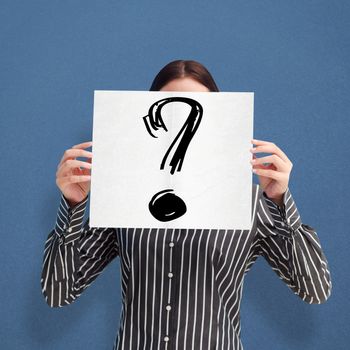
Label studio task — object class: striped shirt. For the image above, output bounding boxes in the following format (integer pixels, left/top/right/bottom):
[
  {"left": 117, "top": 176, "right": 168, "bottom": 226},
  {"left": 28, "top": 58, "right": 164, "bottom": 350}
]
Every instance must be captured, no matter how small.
[{"left": 40, "top": 183, "right": 332, "bottom": 350}]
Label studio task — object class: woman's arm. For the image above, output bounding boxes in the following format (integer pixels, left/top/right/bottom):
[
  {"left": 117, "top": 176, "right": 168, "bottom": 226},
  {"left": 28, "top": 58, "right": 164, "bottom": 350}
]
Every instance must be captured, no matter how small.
[
  {"left": 251, "top": 186, "right": 332, "bottom": 304},
  {"left": 41, "top": 193, "right": 119, "bottom": 307}
]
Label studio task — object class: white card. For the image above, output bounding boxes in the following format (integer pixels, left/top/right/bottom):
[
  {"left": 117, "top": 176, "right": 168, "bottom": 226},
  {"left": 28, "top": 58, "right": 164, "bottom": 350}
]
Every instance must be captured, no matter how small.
[{"left": 89, "top": 90, "right": 254, "bottom": 230}]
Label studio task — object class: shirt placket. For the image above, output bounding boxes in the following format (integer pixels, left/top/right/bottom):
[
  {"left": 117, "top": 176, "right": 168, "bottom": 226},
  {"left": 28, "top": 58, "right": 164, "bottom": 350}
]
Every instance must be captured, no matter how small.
[
  {"left": 166, "top": 229, "right": 185, "bottom": 350},
  {"left": 163, "top": 229, "right": 176, "bottom": 348}
]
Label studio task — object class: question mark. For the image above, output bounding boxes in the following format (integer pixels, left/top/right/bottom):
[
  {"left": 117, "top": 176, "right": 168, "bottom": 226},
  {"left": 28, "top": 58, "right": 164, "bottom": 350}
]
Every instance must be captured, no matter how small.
[{"left": 142, "top": 97, "right": 203, "bottom": 222}]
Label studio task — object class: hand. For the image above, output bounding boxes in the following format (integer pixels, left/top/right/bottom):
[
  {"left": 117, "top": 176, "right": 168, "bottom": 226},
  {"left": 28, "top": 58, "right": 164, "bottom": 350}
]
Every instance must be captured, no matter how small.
[
  {"left": 250, "top": 139, "right": 293, "bottom": 206},
  {"left": 56, "top": 141, "right": 93, "bottom": 207}
]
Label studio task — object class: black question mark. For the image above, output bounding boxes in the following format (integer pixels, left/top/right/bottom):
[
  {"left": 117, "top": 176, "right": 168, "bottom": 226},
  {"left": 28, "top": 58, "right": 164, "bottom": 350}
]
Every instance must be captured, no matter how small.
[{"left": 142, "top": 97, "right": 203, "bottom": 222}]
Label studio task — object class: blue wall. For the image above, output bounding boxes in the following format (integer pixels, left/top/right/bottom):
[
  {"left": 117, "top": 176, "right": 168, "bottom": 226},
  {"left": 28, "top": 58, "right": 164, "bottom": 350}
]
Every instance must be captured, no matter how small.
[{"left": 1, "top": 1, "right": 348, "bottom": 349}]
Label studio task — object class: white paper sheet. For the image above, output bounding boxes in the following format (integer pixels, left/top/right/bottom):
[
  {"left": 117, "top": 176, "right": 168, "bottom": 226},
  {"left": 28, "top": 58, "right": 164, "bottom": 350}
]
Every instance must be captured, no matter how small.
[{"left": 89, "top": 90, "right": 254, "bottom": 230}]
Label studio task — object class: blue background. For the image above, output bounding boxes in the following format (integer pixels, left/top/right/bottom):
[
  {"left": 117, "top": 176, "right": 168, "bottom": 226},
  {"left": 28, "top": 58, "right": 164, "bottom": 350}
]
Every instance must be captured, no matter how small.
[{"left": 0, "top": 1, "right": 348, "bottom": 349}]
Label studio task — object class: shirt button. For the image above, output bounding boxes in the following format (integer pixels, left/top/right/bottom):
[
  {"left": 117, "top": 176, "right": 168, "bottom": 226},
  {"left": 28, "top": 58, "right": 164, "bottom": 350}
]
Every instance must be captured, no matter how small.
[
  {"left": 166, "top": 305, "right": 171, "bottom": 311},
  {"left": 169, "top": 242, "right": 174, "bottom": 247},
  {"left": 281, "top": 222, "right": 285, "bottom": 227},
  {"left": 168, "top": 272, "right": 173, "bottom": 278},
  {"left": 67, "top": 227, "right": 72, "bottom": 233},
  {"left": 164, "top": 336, "right": 169, "bottom": 342}
]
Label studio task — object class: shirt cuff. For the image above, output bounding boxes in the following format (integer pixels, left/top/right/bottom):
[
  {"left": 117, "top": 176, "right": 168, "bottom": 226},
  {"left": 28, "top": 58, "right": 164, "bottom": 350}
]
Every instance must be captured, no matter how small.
[
  {"left": 262, "top": 187, "right": 302, "bottom": 235},
  {"left": 54, "top": 193, "right": 89, "bottom": 244}
]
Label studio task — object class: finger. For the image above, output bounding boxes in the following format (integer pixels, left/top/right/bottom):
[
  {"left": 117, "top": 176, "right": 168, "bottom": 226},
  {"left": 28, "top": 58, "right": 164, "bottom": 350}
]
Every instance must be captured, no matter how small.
[
  {"left": 57, "top": 159, "right": 92, "bottom": 178},
  {"left": 58, "top": 149, "right": 93, "bottom": 170},
  {"left": 251, "top": 139, "right": 271, "bottom": 145},
  {"left": 251, "top": 153, "right": 266, "bottom": 170},
  {"left": 58, "top": 175, "right": 91, "bottom": 188},
  {"left": 251, "top": 154, "right": 288, "bottom": 172},
  {"left": 60, "top": 159, "right": 92, "bottom": 174},
  {"left": 252, "top": 168, "right": 285, "bottom": 181},
  {"left": 72, "top": 141, "right": 93, "bottom": 149},
  {"left": 58, "top": 149, "right": 93, "bottom": 169},
  {"left": 250, "top": 143, "right": 289, "bottom": 163},
  {"left": 82, "top": 157, "right": 92, "bottom": 175},
  {"left": 59, "top": 140, "right": 93, "bottom": 167}
]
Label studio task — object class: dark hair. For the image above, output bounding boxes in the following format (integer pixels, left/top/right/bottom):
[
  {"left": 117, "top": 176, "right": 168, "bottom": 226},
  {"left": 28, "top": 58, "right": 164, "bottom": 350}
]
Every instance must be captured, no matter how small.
[{"left": 149, "top": 59, "right": 219, "bottom": 92}]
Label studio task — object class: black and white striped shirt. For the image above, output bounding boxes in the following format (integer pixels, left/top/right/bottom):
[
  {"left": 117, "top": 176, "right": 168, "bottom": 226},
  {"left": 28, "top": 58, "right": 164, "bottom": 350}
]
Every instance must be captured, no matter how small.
[{"left": 41, "top": 183, "right": 332, "bottom": 350}]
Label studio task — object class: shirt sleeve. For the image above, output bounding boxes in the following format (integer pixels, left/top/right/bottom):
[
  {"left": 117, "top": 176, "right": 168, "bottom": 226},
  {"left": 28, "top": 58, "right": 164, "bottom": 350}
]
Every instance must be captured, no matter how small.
[
  {"left": 40, "top": 192, "right": 119, "bottom": 308},
  {"left": 251, "top": 186, "right": 332, "bottom": 304}
]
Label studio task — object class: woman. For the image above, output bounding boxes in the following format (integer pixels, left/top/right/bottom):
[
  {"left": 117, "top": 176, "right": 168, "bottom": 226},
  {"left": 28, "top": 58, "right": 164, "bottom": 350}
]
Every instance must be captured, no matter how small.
[{"left": 41, "top": 59, "right": 332, "bottom": 350}]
